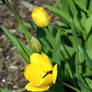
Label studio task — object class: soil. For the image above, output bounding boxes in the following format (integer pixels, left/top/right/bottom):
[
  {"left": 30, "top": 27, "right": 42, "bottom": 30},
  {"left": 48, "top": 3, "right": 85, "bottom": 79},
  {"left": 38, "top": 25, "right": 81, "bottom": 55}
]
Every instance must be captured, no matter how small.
[{"left": 0, "top": 0, "right": 72, "bottom": 92}]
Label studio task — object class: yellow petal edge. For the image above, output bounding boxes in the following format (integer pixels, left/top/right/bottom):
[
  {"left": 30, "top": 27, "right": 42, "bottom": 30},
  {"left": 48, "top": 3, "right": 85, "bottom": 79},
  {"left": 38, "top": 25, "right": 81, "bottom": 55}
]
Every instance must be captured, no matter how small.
[
  {"left": 25, "top": 82, "right": 50, "bottom": 91},
  {"left": 52, "top": 64, "right": 58, "bottom": 84}
]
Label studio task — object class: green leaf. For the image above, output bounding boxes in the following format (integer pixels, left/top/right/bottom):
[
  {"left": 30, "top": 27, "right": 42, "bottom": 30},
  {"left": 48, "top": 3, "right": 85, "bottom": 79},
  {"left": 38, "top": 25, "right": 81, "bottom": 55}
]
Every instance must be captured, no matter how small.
[
  {"left": 56, "top": 21, "right": 68, "bottom": 27},
  {"left": 1, "top": 25, "right": 31, "bottom": 64},
  {"left": 85, "top": 30, "right": 92, "bottom": 60},
  {"left": 5, "top": 1, "right": 32, "bottom": 50},
  {"left": 52, "top": 29, "right": 61, "bottom": 65},
  {"left": 88, "top": 0, "right": 92, "bottom": 14},
  {"left": 80, "top": 12, "right": 87, "bottom": 32},
  {"left": 52, "top": 29, "right": 62, "bottom": 82},
  {"left": 0, "top": 88, "right": 11, "bottom": 92},
  {"left": 60, "top": 0, "right": 70, "bottom": 14},
  {"left": 60, "top": 44, "right": 76, "bottom": 58},
  {"left": 73, "top": 16, "right": 82, "bottom": 33},
  {"left": 74, "top": 0, "right": 89, "bottom": 15},
  {"left": 75, "top": 54, "right": 91, "bottom": 92},
  {"left": 0, "top": 61, "right": 2, "bottom": 67},
  {"left": 71, "top": 20, "right": 92, "bottom": 67},
  {"left": 85, "top": 14, "right": 92, "bottom": 34},
  {"left": 66, "top": 0, "right": 77, "bottom": 16},
  {"left": 46, "top": 5, "right": 72, "bottom": 25},
  {"left": 85, "top": 78, "right": 92, "bottom": 89},
  {"left": 46, "top": 5, "right": 82, "bottom": 31},
  {"left": 75, "top": 0, "right": 88, "bottom": 9},
  {"left": 36, "top": 28, "right": 55, "bottom": 50},
  {"left": 44, "top": 28, "right": 55, "bottom": 48}
]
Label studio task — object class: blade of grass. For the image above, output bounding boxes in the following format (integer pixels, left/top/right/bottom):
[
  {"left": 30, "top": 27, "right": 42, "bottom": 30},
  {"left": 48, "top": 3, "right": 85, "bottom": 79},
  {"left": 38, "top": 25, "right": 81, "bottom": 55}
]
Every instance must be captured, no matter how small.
[
  {"left": 46, "top": 5, "right": 82, "bottom": 32},
  {"left": 66, "top": 0, "right": 77, "bottom": 16},
  {"left": 0, "top": 61, "right": 2, "bottom": 67},
  {"left": 74, "top": 0, "right": 89, "bottom": 15},
  {"left": 75, "top": 53, "right": 91, "bottom": 92},
  {"left": 71, "top": 20, "right": 92, "bottom": 67},
  {"left": 52, "top": 28, "right": 62, "bottom": 82},
  {"left": 52, "top": 28, "right": 61, "bottom": 65},
  {"left": 0, "top": 88, "right": 11, "bottom": 92},
  {"left": 51, "top": 28, "right": 64, "bottom": 92},
  {"left": 46, "top": 5, "right": 72, "bottom": 25},
  {"left": 44, "top": 28, "right": 55, "bottom": 48},
  {"left": 60, "top": 0, "right": 70, "bottom": 14},
  {"left": 88, "top": 0, "right": 92, "bottom": 14},
  {"left": 4, "top": 0, "right": 32, "bottom": 50},
  {"left": 1, "top": 25, "right": 31, "bottom": 64}
]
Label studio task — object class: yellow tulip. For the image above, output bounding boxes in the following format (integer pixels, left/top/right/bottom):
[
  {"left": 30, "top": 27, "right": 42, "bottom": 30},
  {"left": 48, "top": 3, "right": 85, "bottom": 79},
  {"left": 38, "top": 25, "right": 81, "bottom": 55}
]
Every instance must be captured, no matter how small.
[
  {"left": 32, "top": 7, "right": 51, "bottom": 27},
  {"left": 24, "top": 53, "right": 57, "bottom": 91}
]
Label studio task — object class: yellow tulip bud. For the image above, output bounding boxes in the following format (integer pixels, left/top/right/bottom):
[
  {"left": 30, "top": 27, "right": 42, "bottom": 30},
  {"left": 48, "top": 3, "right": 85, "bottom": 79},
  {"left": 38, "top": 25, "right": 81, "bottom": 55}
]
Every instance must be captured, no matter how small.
[
  {"left": 24, "top": 53, "right": 57, "bottom": 91},
  {"left": 32, "top": 7, "right": 51, "bottom": 27},
  {"left": 31, "top": 36, "right": 42, "bottom": 52}
]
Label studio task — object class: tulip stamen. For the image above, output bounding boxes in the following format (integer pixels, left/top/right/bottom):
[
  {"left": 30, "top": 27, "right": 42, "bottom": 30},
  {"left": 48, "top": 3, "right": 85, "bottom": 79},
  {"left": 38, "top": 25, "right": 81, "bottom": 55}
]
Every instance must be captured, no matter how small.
[{"left": 42, "top": 70, "right": 52, "bottom": 78}]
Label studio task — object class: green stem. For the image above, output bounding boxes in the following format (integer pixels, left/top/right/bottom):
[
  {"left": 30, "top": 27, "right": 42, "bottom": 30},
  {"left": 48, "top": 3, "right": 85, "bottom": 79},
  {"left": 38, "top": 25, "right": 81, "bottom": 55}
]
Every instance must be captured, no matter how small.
[
  {"left": 5, "top": 1, "right": 32, "bottom": 53},
  {"left": 62, "top": 82, "right": 80, "bottom": 92}
]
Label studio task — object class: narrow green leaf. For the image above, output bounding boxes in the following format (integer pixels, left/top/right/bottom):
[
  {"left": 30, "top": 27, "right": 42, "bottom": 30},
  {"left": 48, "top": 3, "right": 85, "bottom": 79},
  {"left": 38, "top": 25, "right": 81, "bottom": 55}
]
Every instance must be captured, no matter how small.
[
  {"left": 74, "top": 16, "right": 82, "bottom": 33},
  {"left": 52, "top": 29, "right": 62, "bottom": 83},
  {"left": 46, "top": 5, "right": 72, "bottom": 25},
  {"left": 74, "top": 0, "right": 89, "bottom": 15},
  {"left": 36, "top": 28, "right": 55, "bottom": 49},
  {"left": 85, "top": 14, "right": 92, "bottom": 34},
  {"left": 60, "top": 44, "right": 76, "bottom": 58},
  {"left": 71, "top": 20, "right": 92, "bottom": 67},
  {"left": 85, "top": 29, "right": 92, "bottom": 60},
  {"left": 0, "top": 61, "right": 2, "bottom": 67},
  {"left": 46, "top": 5, "right": 82, "bottom": 31},
  {"left": 75, "top": 53, "right": 91, "bottom": 92},
  {"left": 0, "top": 88, "right": 11, "bottom": 92},
  {"left": 1, "top": 25, "right": 31, "bottom": 64},
  {"left": 56, "top": 21, "right": 68, "bottom": 27},
  {"left": 44, "top": 28, "right": 55, "bottom": 48},
  {"left": 75, "top": 0, "right": 88, "bottom": 8},
  {"left": 5, "top": 1, "right": 32, "bottom": 50},
  {"left": 60, "top": 0, "right": 70, "bottom": 14},
  {"left": 66, "top": 0, "right": 77, "bottom": 16},
  {"left": 88, "top": 0, "right": 92, "bottom": 14},
  {"left": 85, "top": 78, "right": 92, "bottom": 89},
  {"left": 52, "top": 29, "right": 61, "bottom": 65}
]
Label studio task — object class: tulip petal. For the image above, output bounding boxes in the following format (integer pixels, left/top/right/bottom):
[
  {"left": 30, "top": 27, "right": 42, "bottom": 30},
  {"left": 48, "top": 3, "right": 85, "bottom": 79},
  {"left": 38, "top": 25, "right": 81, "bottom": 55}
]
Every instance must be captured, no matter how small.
[
  {"left": 25, "top": 82, "right": 50, "bottom": 91},
  {"left": 24, "top": 64, "right": 42, "bottom": 86},
  {"left": 37, "top": 74, "right": 52, "bottom": 87},
  {"left": 30, "top": 53, "right": 53, "bottom": 70},
  {"left": 52, "top": 64, "right": 58, "bottom": 84}
]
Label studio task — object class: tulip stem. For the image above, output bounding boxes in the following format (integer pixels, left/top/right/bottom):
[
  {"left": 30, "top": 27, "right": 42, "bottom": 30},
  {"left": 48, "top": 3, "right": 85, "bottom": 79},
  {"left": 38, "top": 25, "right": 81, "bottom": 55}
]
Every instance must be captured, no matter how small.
[{"left": 62, "top": 82, "right": 80, "bottom": 92}]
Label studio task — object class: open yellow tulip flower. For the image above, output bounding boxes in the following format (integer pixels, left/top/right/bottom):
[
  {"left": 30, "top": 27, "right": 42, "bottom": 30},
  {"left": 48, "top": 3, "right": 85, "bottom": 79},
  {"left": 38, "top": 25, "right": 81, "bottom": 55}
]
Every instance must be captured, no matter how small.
[
  {"left": 32, "top": 7, "right": 51, "bottom": 27},
  {"left": 24, "top": 53, "right": 57, "bottom": 91}
]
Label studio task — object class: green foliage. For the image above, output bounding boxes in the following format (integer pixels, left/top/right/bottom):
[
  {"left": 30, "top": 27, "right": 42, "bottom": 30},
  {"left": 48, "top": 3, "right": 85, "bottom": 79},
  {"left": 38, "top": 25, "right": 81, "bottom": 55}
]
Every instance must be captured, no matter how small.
[
  {"left": 0, "top": 88, "right": 11, "bottom": 92},
  {"left": 1, "top": 0, "right": 92, "bottom": 92},
  {"left": 46, "top": 0, "right": 92, "bottom": 92},
  {"left": 0, "top": 61, "right": 2, "bottom": 67},
  {"left": 1, "top": 25, "right": 31, "bottom": 64}
]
